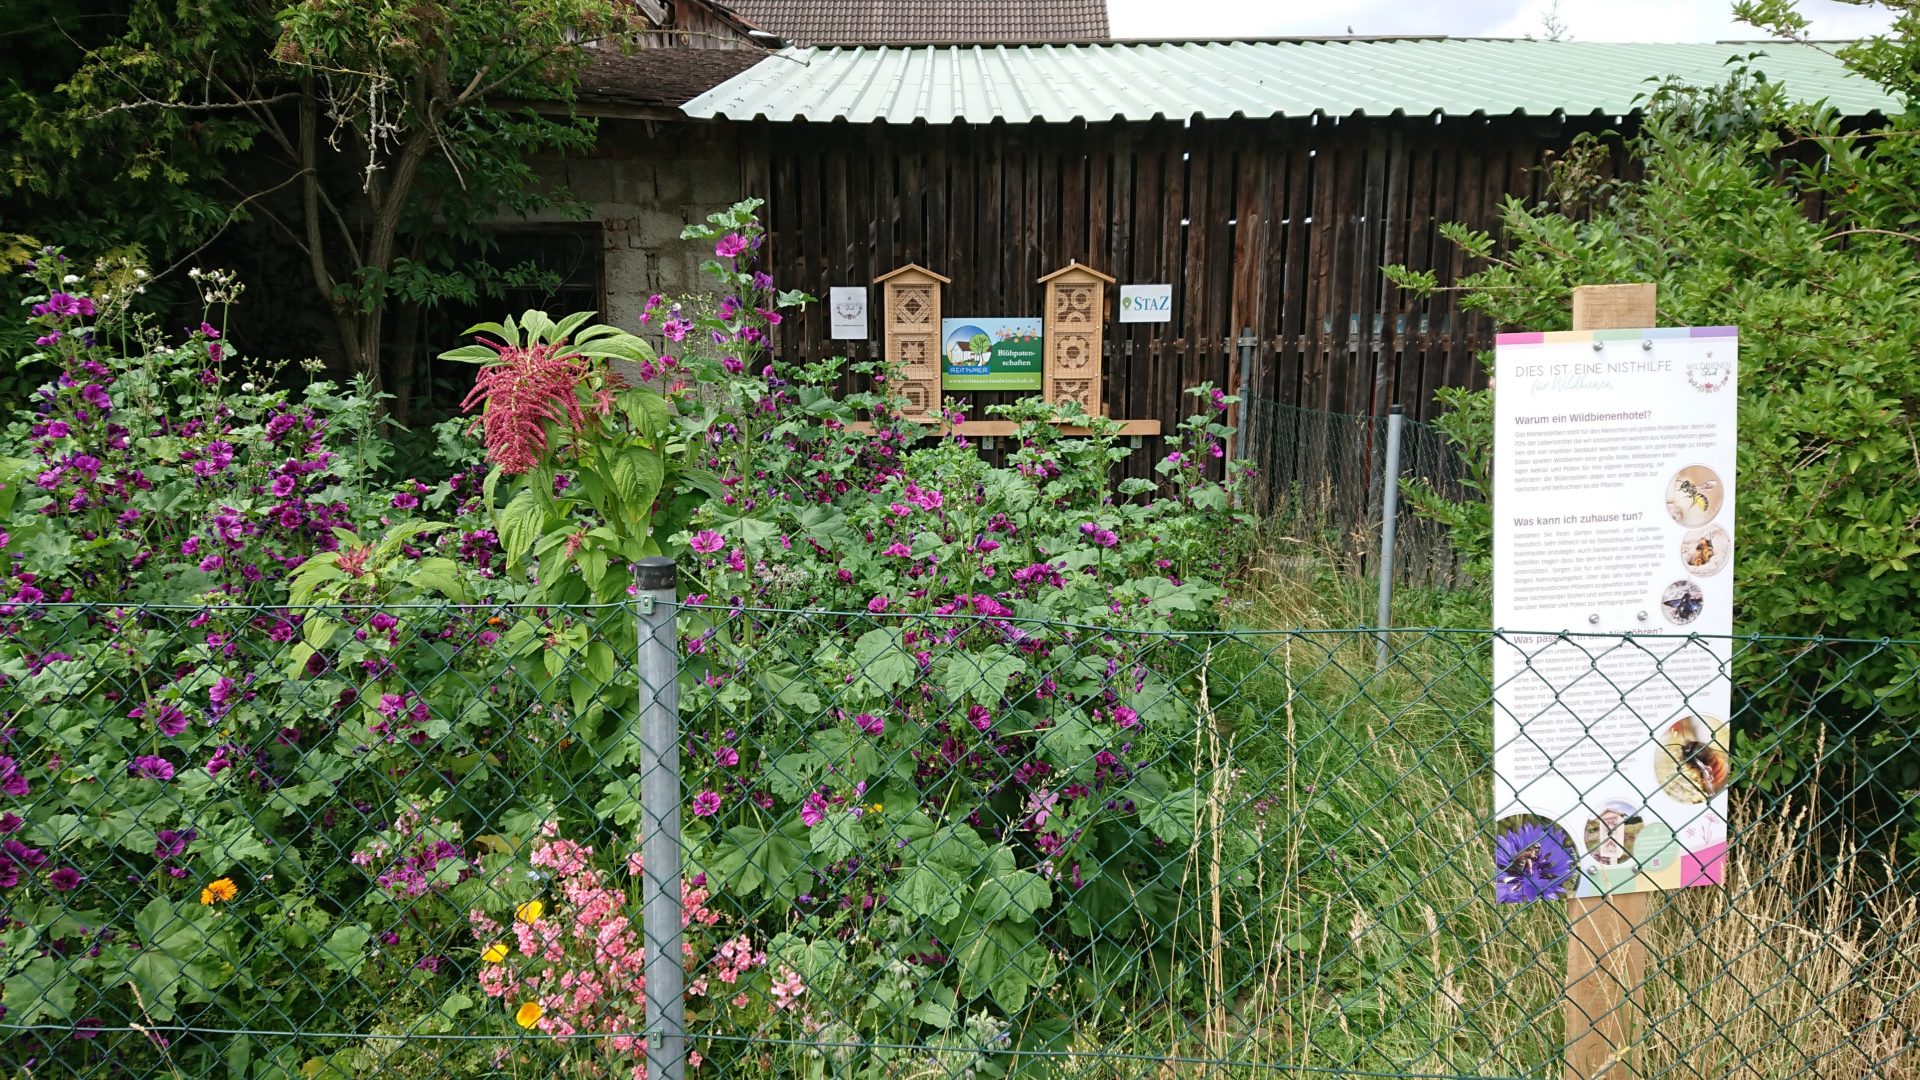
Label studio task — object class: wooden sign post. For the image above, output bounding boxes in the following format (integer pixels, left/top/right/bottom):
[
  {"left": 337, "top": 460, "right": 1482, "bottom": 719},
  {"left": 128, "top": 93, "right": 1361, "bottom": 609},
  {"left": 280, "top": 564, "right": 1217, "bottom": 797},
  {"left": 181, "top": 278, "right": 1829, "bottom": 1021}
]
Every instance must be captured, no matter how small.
[
  {"left": 1038, "top": 261, "right": 1115, "bottom": 416},
  {"left": 1562, "top": 282, "right": 1655, "bottom": 1080},
  {"left": 875, "top": 263, "right": 950, "bottom": 420}
]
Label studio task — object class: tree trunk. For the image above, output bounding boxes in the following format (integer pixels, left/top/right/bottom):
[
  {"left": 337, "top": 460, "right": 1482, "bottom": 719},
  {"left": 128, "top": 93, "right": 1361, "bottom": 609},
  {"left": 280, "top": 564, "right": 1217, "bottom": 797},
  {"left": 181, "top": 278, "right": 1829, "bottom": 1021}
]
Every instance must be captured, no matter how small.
[
  {"left": 390, "top": 300, "right": 421, "bottom": 425},
  {"left": 349, "top": 125, "right": 437, "bottom": 405},
  {"left": 297, "top": 80, "right": 368, "bottom": 390}
]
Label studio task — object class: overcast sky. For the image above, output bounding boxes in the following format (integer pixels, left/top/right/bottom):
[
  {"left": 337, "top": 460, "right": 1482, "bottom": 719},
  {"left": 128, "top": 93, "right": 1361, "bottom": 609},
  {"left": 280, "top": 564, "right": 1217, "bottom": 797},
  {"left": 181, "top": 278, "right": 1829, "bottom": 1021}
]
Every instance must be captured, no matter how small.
[{"left": 1105, "top": 0, "right": 1896, "bottom": 42}]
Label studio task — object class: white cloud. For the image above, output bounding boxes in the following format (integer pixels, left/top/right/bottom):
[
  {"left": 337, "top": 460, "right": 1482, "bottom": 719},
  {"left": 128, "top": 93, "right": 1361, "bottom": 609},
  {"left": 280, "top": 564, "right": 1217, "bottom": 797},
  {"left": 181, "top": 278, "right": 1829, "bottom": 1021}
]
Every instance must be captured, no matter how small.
[{"left": 1106, "top": 0, "right": 1898, "bottom": 41}]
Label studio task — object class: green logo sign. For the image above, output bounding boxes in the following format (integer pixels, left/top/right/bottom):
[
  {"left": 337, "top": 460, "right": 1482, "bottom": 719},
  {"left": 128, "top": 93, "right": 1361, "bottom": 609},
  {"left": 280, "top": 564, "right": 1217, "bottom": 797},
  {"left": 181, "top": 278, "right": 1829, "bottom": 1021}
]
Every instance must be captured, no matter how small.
[{"left": 941, "top": 318, "right": 1043, "bottom": 391}]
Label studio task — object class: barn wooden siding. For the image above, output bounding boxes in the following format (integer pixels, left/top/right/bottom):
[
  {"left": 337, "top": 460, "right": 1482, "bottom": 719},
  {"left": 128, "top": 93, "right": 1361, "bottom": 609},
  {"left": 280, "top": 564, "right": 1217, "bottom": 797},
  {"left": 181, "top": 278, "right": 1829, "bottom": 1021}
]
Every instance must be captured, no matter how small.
[{"left": 736, "top": 114, "right": 1624, "bottom": 465}]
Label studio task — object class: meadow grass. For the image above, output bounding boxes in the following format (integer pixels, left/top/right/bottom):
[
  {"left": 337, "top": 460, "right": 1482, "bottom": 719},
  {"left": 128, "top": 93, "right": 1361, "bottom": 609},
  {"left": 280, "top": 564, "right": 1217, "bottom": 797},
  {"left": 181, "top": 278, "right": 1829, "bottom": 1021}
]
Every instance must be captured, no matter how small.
[{"left": 1053, "top": 539, "right": 1920, "bottom": 1079}]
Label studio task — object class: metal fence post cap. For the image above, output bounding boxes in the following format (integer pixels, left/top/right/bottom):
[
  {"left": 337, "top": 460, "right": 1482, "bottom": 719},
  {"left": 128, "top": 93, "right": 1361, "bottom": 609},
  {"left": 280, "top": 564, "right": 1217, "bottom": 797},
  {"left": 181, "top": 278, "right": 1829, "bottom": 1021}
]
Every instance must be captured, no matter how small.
[{"left": 635, "top": 556, "right": 678, "bottom": 591}]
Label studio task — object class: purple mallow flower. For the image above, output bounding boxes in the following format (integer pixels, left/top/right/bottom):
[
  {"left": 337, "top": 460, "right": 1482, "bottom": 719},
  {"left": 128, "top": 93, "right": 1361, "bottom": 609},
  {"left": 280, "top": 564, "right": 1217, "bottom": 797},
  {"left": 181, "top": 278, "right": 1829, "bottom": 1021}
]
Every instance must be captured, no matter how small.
[
  {"left": 0, "top": 756, "right": 29, "bottom": 797},
  {"left": 128, "top": 756, "right": 175, "bottom": 782}
]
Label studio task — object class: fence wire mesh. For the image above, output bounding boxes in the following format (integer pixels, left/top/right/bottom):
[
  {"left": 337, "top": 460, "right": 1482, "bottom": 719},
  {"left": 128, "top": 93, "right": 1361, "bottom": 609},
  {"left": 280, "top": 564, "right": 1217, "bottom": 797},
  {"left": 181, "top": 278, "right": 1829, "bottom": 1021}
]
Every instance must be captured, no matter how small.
[
  {"left": 1239, "top": 400, "right": 1476, "bottom": 587},
  {"left": 1, "top": 600, "right": 1915, "bottom": 1079}
]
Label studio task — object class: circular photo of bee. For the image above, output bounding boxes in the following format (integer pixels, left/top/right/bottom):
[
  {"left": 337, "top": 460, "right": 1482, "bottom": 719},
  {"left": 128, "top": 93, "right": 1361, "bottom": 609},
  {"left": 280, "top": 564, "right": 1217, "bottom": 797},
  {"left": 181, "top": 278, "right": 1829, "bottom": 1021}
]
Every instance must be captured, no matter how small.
[
  {"left": 1660, "top": 579, "right": 1705, "bottom": 625},
  {"left": 1492, "top": 813, "right": 1579, "bottom": 903},
  {"left": 1655, "top": 715, "right": 1731, "bottom": 803},
  {"left": 1665, "top": 465, "right": 1724, "bottom": 527},
  {"left": 1680, "top": 525, "right": 1731, "bottom": 577},
  {"left": 1582, "top": 800, "right": 1645, "bottom": 867}
]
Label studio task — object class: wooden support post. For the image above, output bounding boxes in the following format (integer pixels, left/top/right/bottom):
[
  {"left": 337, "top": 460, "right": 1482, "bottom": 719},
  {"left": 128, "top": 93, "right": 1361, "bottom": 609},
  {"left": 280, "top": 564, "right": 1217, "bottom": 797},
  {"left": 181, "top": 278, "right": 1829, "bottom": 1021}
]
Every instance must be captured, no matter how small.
[
  {"left": 1563, "top": 281, "right": 1656, "bottom": 1080},
  {"left": 875, "top": 263, "right": 950, "bottom": 420},
  {"left": 1038, "top": 261, "right": 1115, "bottom": 416}
]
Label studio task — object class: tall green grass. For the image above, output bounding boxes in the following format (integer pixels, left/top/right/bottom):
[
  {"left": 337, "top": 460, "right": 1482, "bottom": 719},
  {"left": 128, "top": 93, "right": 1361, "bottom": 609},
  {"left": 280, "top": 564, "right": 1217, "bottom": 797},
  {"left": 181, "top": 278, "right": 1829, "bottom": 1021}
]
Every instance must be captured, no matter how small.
[{"left": 1045, "top": 540, "right": 1918, "bottom": 1079}]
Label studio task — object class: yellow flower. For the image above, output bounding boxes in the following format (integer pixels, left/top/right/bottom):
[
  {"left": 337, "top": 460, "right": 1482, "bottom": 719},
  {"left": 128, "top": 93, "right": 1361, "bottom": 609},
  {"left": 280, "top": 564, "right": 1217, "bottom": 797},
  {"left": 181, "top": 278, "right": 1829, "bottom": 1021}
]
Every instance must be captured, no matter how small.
[
  {"left": 481, "top": 941, "right": 509, "bottom": 964},
  {"left": 199, "top": 878, "right": 238, "bottom": 905},
  {"left": 868, "top": 803, "right": 884, "bottom": 814},
  {"left": 515, "top": 1001, "right": 543, "bottom": 1028},
  {"left": 515, "top": 899, "right": 544, "bottom": 924}
]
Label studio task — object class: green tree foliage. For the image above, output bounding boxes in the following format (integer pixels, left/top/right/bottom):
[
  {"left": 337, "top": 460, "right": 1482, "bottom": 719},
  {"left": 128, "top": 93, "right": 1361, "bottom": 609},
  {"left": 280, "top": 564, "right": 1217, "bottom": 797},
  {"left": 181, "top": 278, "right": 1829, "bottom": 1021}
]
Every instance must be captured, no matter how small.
[
  {"left": 1393, "top": 12, "right": 1920, "bottom": 824},
  {"left": 3, "top": 0, "right": 648, "bottom": 415}
]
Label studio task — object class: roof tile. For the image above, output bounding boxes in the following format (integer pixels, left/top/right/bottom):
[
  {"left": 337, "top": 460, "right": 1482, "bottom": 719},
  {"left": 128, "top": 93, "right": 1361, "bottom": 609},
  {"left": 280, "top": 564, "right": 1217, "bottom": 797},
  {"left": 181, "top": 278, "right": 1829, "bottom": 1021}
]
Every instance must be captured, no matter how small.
[
  {"left": 720, "top": 0, "right": 1109, "bottom": 45},
  {"left": 578, "top": 47, "right": 767, "bottom": 108}
]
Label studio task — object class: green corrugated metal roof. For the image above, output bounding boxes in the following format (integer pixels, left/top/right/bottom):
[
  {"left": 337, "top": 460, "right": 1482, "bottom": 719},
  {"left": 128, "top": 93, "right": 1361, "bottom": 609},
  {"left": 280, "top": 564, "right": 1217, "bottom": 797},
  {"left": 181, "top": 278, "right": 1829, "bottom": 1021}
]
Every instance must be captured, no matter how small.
[{"left": 682, "top": 38, "right": 1899, "bottom": 123}]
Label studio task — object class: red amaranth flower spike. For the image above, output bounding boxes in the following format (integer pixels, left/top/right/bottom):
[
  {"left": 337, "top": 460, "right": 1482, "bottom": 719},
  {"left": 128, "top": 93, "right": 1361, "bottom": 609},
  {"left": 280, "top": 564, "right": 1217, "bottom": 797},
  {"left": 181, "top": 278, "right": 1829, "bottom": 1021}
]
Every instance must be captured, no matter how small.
[{"left": 459, "top": 339, "right": 593, "bottom": 475}]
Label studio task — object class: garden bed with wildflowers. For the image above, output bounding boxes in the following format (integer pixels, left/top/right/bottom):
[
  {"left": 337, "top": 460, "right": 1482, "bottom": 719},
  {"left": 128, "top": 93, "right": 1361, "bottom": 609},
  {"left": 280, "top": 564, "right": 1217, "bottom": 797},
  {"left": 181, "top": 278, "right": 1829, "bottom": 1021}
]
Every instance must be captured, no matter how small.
[{"left": 0, "top": 203, "right": 1269, "bottom": 1078}]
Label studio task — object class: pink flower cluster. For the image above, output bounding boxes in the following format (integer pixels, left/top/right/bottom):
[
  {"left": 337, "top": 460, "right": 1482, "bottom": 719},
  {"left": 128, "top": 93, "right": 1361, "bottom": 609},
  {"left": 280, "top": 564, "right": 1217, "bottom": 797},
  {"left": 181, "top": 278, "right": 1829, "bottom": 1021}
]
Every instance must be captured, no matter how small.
[
  {"left": 460, "top": 340, "right": 594, "bottom": 475},
  {"left": 470, "top": 825, "right": 766, "bottom": 1073}
]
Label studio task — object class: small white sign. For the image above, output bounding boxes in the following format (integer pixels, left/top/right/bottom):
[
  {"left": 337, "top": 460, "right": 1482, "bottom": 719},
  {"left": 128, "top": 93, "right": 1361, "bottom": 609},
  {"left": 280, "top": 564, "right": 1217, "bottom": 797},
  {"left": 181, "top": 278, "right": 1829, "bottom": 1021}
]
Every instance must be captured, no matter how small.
[
  {"left": 829, "top": 286, "right": 868, "bottom": 340},
  {"left": 1119, "top": 284, "right": 1172, "bottom": 323}
]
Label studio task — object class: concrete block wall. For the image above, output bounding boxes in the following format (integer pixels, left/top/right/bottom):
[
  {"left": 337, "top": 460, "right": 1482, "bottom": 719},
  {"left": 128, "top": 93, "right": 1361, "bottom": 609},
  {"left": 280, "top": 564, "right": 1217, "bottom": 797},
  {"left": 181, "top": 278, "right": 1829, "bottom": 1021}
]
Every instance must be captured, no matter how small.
[{"left": 518, "top": 119, "right": 746, "bottom": 329}]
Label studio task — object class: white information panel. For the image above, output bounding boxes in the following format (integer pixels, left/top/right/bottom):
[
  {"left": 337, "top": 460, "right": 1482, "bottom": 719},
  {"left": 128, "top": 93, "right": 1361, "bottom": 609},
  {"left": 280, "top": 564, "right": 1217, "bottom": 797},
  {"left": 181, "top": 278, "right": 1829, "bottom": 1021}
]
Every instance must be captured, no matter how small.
[
  {"left": 829, "top": 286, "right": 868, "bottom": 340},
  {"left": 1490, "top": 326, "right": 1736, "bottom": 902}
]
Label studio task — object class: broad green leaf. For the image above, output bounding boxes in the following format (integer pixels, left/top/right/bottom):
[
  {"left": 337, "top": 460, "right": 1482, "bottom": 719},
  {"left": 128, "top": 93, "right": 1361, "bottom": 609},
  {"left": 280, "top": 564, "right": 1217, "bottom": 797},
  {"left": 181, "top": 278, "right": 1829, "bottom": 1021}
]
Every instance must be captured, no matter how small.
[
  {"left": 972, "top": 847, "right": 1053, "bottom": 922},
  {"left": 767, "top": 749, "right": 826, "bottom": 800},
  {"left": 1134, "top": 784, "right": 1198, "bottom": 844},
  {"left": 809, "top": 810, "right": 864, "bottom": 862},
  {"left": 408, "top": 557, "right": 467, "bottom": 600},
  {"left": 318, "top": 924, "right": 371, "bottom": 977},
  {"left": 1038, "top": 713, "right": 1102, "bottom": 766},
  {"left": 436, "top": 344, "right": 499, "bottom": 368},
  {"left": 497, "top": 487, "right": 546, "bottom": 566},
  {"left": 302, "top": 615, "right": 339, "bottom": 650},
  {"left": 126, "top": 950, "right": 184, "bottom": 1021},
  {"left": 853, "top": 628, "right": 918, "bottom": 693},
  {"left": 941, "top": 647, "right": 1026, "bottom": 705},
  {"left": 609, "top": 447, "right": 665, "bottom": 517},
  {"left": 897, "top": 863, "right": 968, "bottom": 923}
]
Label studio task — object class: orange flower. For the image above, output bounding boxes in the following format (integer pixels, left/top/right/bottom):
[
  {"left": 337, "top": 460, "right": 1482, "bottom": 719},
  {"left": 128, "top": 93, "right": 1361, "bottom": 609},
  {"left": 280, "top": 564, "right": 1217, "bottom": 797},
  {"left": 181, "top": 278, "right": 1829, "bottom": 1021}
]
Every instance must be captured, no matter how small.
[
  {"left": 515, "top": 1001, "right": 543, "bottom": 1028},
  {"left": 199, "top": 877, "right": 238, "bottom": 905}
]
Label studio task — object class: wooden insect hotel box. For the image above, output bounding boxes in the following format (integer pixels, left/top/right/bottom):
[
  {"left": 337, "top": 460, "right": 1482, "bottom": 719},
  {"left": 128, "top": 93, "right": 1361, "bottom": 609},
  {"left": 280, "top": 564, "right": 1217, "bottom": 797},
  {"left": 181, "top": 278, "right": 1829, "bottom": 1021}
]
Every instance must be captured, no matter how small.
[{"left": 874, "top": 263, "right": 950, "bottom": 420}]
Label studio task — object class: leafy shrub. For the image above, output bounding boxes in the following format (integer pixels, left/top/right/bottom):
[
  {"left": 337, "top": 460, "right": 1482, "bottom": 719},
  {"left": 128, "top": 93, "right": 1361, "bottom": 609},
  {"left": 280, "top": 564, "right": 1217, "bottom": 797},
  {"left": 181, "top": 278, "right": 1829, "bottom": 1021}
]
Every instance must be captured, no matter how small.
[
  {"left": 1390, "top": 67, "right": 1920, "bottom": 837},
  {"left": 0, "top": 202, "right": 1267, "bottom": 1074}
]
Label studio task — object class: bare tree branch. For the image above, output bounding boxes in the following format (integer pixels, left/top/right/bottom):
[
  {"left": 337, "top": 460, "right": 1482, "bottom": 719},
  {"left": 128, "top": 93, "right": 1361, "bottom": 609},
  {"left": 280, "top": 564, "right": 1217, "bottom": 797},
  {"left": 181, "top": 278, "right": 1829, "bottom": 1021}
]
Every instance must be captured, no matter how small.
[{"left": 152, "top": 168, "right": 314, "bottom": 285}]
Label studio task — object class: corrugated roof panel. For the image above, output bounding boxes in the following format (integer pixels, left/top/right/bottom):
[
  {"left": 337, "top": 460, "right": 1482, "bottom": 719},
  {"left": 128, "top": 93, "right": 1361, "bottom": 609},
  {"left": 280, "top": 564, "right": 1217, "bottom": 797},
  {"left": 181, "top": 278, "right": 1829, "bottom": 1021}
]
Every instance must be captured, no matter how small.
[{"left": 683, "top": 38, "right": 1899, "bottom": 123}]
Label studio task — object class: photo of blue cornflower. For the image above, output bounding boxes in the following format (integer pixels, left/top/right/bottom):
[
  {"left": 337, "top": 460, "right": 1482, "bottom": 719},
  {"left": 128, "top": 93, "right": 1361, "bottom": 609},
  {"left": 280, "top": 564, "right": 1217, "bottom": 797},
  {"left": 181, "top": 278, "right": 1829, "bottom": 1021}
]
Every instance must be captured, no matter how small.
[{"left": 1493, "top": 817, "right": 1578, "bottom": 903}]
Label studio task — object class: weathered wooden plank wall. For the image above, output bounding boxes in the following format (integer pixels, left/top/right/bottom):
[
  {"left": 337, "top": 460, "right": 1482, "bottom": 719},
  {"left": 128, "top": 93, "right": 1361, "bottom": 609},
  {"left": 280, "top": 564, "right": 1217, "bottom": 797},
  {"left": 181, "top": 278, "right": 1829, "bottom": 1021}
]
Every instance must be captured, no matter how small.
[{"left": 737, "top": 113, "right": 1619, "bottom": 476}]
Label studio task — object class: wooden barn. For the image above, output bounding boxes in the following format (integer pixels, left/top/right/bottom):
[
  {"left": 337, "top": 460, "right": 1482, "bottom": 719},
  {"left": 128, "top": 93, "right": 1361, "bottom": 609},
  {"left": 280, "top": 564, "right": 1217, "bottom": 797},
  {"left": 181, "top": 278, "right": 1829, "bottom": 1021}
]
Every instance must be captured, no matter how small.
[{"left": 523, "top": 19, "right": 1885, "bottom": 445}]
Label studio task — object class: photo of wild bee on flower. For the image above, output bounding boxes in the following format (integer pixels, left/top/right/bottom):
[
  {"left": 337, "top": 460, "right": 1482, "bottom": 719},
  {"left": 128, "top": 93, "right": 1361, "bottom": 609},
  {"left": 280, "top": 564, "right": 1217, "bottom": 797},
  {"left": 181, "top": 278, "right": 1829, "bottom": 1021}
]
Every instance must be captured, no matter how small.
[
  {"left": 1491, "top": 814, "right": 1580, "bottom": 903},
  {"left": 1656, "top": 715, "right": 1732, "bottom": 803}
]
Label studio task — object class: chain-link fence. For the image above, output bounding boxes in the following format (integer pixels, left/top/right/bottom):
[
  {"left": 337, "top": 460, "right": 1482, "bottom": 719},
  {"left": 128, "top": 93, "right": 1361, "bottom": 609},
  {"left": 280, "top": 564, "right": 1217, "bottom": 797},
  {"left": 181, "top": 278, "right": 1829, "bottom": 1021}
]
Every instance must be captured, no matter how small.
[
  {"left": 1238, "top": 399, "right": 1478, "bottom": 588},
  {"left": 2, "top": 595, "right": 1916, "bottom": 1078}
]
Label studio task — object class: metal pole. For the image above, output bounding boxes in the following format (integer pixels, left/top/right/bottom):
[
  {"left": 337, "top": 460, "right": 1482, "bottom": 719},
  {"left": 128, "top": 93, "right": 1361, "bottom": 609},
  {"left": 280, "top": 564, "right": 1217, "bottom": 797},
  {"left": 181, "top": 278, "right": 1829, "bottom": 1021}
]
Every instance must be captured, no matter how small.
[
  {"left": 1232, "top": 327, "right": 1257, "bottom": 469},
  {"left": 635, "top": 555, "right": 685, "bottom": 1080},
  {"left": 1375, "top": 405, "right": 1405, "bottom": 673}
]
